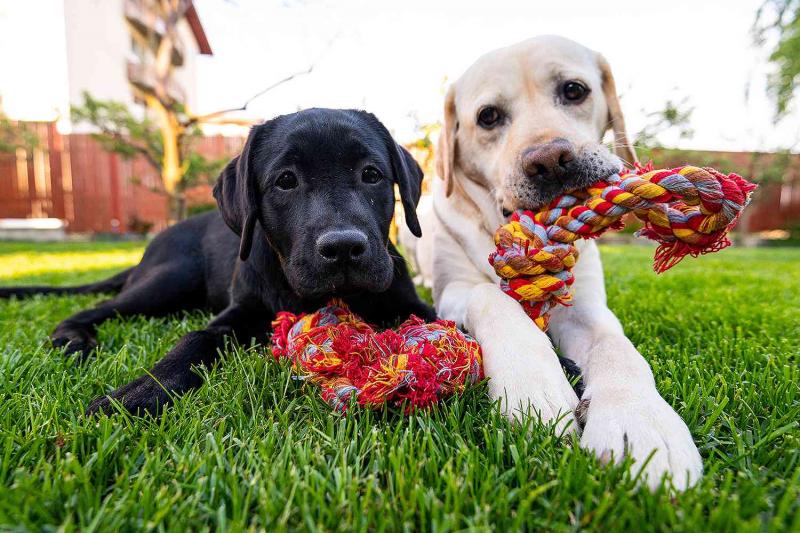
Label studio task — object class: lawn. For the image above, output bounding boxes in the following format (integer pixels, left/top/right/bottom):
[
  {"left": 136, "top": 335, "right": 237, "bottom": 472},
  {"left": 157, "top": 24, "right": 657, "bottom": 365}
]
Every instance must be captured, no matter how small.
[{"left": 0, "top": 240, "right": 798, "bottom": 531}]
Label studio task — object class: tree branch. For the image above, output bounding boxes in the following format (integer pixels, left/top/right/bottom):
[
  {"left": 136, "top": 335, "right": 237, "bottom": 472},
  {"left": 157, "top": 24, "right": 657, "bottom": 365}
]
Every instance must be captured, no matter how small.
[
  {"left": 182, "top": 31, "right": 340, "bottom": 127},
  {"left": 95, "top": 126, "right": 163, "bottom": 173},
  {"left": 185, "top": 65, "right": 314, "bottom": 126}
]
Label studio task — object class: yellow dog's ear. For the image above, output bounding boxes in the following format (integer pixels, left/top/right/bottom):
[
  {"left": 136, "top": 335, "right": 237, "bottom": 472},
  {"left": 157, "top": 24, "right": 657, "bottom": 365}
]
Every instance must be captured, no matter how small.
[
  {"left": 436, "top": 85, "right": 458, "bottom": 197},
  {"left": 597, "top": 54, "right": 637, "bottom": 166}
]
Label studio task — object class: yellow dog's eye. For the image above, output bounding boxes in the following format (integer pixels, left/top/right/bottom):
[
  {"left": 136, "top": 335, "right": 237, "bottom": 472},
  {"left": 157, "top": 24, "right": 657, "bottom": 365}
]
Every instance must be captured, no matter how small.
[
  {"left": 561, "top": 81, "right": 589, "bottom": 103},
  {"left": 477, "top": 106, "right": 503, "bottom": 129}
]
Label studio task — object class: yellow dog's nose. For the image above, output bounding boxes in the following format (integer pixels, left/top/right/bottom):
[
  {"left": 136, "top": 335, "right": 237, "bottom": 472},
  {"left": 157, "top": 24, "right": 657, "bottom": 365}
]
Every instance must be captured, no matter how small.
[{"left": 522, "top": 138, "right": 576, "bottom": 179}]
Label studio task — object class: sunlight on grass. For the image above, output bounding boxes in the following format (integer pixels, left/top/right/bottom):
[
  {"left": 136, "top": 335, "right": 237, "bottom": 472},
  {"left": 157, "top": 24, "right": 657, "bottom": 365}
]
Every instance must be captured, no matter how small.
[{"left": 0, "top": 242, "right": 144, "bottom": 282}]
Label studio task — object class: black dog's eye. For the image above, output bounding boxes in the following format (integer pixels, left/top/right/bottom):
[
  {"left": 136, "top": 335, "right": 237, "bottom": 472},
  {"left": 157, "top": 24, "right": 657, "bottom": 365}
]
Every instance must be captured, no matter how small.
[
  {"left": 275, "top": 171, "right": 298, "bottom": 190},
  {"left": 361, "top": 166, "right": 383, "bottom": 184},
  {"left": 561, "top": 81, "right": 590, "bottom": 104},
  {"left": 477, "top": 106, "right": 503, "bottom": 129}
]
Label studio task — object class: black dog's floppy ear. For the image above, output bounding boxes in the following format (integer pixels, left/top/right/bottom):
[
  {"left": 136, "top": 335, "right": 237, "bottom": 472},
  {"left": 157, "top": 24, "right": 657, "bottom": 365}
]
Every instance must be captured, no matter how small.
[
  {"left": 357, "top": 111, "right": 425, "bottom": 237},
  {"left": 389, "top": 143, "right": 424, "bottom": 237},
  {"left": 212, "top": 126, "right": 261, "bottom": 261}
]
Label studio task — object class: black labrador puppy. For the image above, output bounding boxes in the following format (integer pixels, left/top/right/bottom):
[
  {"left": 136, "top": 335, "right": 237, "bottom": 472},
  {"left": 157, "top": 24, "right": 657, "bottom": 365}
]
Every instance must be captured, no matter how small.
[{"left": 1, "top": 108, "right": 436, "bottom": 415}]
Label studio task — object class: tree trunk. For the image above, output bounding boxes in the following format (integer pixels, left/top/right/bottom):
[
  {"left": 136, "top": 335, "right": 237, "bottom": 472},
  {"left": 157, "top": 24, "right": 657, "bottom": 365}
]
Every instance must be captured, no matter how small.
[
  {"left": 150, "top": 0, "right": 191, "bottom": 222},
  {"left": 172, "top": 189, "right": 187, "bottom": 222},
  {"left": 146, "top": 94, "right": 184, "bottom": 221}
]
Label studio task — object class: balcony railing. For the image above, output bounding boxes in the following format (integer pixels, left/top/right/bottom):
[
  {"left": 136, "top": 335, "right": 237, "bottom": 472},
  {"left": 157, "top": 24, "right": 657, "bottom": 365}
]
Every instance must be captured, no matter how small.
[
  {"left": 127, "top": 60, "right": 187, "bottom": 104},
  {"left": 124, "top": 0, "right": 185, "bottom": 66}
]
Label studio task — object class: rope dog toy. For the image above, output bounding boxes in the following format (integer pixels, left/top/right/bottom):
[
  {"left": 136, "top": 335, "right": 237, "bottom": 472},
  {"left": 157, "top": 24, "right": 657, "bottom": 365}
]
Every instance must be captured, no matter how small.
[
  {"left": 271, "top": 301, "right": 483, "bottom": 411},
  {"left": 489, "top": 163, "right": 757, "bottom": 330},
  {"left": 269, "top": 163, "right": 754, "bottom": 410}
]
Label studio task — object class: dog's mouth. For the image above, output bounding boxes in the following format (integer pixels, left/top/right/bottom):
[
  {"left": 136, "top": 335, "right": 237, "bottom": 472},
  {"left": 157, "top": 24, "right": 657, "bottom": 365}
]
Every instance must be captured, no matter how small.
[
  {"left": 502, "top": 145, "right": 622, "bottom": 215},
  {"left": 285, "top": 251, "right": 394, "bottom": 300},
  {"left": 501, "top": 193, "right": 564, "bottom": 215},
  {"left": 501, "top": 190, "right": 570, "bottom": 217},
  {"left": 294, "top": 270, "right": 392, "bottom": 299},
  {"left": 319, "top": 269, "right": 383, "bottom": 296}
]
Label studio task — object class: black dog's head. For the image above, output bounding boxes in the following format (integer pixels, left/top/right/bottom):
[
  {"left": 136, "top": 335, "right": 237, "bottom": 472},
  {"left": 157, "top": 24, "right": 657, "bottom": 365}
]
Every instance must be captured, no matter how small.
[{"left": 213, "top": 108, "right": 423, "bottom": 299}]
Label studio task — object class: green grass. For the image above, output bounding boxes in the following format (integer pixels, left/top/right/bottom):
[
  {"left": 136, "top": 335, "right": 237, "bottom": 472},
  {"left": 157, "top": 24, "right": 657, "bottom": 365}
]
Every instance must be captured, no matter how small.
[{"left": 0, "top": 241, "right": 798, "bottom": 531}]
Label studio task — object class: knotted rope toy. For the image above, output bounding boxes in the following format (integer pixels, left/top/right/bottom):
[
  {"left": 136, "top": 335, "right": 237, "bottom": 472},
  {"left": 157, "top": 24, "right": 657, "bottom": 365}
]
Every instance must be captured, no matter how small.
[
  {"left": 269, "top": 163, "right": 755, "bottom": 410},
  {"left": 271, "top": 301, "right": 483, "bottom": 411},
  {"left": 489, "top": 163, "right": 757, "bottom": 330}
]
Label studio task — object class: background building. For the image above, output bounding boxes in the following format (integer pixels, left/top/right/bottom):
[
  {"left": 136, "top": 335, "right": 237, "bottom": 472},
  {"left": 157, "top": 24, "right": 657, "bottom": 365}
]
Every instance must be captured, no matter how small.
[
  {"left": 0, "top": 0, "right": 235, "bottom": 235},
  {"left": 0, "top": 0, "right": 211, "bottom": 131}
]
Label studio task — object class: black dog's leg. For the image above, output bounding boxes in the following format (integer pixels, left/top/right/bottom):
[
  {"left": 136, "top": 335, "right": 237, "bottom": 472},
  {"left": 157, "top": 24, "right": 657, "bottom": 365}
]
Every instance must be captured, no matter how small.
[
  {"left": 52, "top": 263, "right": 205, "bottom": 359},
  {"left": 86, "top": 301, "right": 271, "bottom": 416}
]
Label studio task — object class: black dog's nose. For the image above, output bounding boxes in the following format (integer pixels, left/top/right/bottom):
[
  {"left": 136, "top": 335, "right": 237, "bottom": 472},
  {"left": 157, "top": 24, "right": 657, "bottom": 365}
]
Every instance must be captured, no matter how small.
[
  {"left": 522, "top": 138, "right": 576, "bottom": 179},
  {"left": 316, "top": 230, "right": 368, "bottom": 263}
]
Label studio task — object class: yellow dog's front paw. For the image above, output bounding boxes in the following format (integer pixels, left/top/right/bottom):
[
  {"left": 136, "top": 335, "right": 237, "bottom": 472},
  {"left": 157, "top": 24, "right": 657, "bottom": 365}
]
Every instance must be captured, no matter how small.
[{"left": 580, "top": 386, "right": 702, "bottom": 491}]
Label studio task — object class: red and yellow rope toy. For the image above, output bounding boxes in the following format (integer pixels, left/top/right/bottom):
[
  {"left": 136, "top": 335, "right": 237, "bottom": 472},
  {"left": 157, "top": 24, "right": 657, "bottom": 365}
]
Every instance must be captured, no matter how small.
[
  {"left": 270, "top": 163, "right": 756, "bottom": 410},
  {"left": 271, "top": 301, "right": 483, "bottom": 411},
  {"left": 489, "top": 163, "right": 757, "bottom": 330}
]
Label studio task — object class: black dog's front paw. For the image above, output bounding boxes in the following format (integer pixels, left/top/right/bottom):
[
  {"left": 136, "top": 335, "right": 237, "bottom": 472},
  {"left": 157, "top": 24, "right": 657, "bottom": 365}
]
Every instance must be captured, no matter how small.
[
  {"left": 86, "top": 375, "right": 172, "bottom": 417},
  {"left": 413, "top": 301, "right": 438, "bottom": 322},
  {"left": 51, "top": 327, "right": 97, "bottom": 361}
]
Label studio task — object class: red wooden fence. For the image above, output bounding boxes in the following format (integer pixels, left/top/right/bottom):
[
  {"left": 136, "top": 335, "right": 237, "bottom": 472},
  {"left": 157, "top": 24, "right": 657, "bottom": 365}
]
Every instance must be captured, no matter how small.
[
  {"left": 1, "top": 122, "right": 799, "bottom": 234},
  {"left": 648, "top": 148, "right": 800, "bottom": 233},
  {"left": 0, "top": 122, "right": 243, "bottom": 233},
  {"left": 0, "top": 123, "right": 68, "bottom": 221}
]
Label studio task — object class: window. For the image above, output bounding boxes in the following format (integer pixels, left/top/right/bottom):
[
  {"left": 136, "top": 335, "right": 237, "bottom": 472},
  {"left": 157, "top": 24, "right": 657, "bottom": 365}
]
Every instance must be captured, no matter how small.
[{"left": 130, "top": 36, "right": 146, "bottom": 64}]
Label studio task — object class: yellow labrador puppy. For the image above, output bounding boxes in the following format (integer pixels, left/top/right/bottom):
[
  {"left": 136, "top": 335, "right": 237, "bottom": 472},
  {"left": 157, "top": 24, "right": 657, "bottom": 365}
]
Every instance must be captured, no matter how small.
[{"left": 407, "top": 35, "right": 702, "bottom": 491}]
